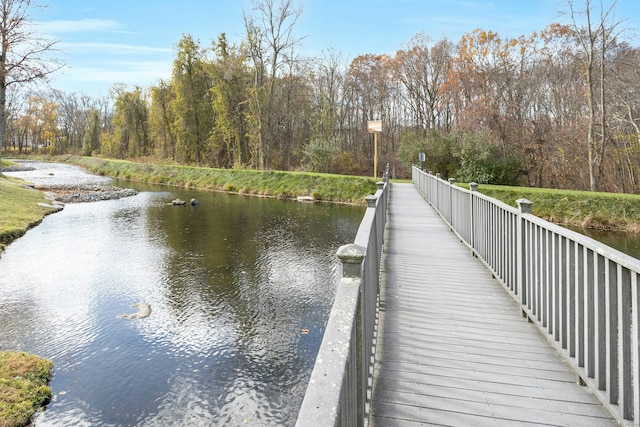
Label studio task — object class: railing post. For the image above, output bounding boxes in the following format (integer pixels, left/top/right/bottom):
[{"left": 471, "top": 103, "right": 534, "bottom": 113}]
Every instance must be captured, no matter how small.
[
  {"left": 517, "top": 198, "right": 533, "bottom": 311},
  {"left": 337, "top": 243, "right": 365, "bottom": 278},
  {"left": 365, "top": 195, "right": 377, "bottom": 208},
  {"left": 448, "top": 178, "right": 456, "bottom": 229},
  {"left": 435, "top": 173, "right": 441, "bottom": 208},
  {"left": 469, "top": 182, "right": 478, "bottom": 251}
]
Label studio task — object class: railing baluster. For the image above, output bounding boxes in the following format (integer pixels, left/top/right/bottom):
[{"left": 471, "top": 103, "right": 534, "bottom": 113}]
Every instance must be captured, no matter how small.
[
  {"left": 561, "top": 236, "right": 568, "bottom": 351},
  {"left": 577, "top": 243, "right": 585, "bottom": 368},
  {"left": 560, "top": 236, "right": 570, "bottom": 350},
  {"left": 552, "top": 232, "right": 560, "bottom": 341},
  {"left": 586, "top": 248, "right": 595, "bottom": 379},
  {"left": 542, "top": 228, "right": 549, "bottom": 328},
  {"left": 517, "top": 199, "right": 532, "bottom": 307},
  {"left": 534, "top": 224, "right": 541, "bottom": 319},
  {"left": 632, "top": 273, "right": 640, "bottom": 422},
  {"left": 569, "top": 241, "right": 577, "bottom": 358},
  {"left": 470, "top": 183, "right": 477, "bottom": 252},
  {"left": 620, "top": 267, "right": 633, "bottom": 420},
  {"left": 608, "top": 261, "right": 619, "bottom": 405},
  {"left": 596, "top": 253, "right": 606, "bottom": 390}
]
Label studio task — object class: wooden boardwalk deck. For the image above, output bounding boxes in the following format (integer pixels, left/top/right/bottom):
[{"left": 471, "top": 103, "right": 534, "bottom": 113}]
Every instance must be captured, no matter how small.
[{"left": 369, "top": 183, "right": 616, "bottom": 427}]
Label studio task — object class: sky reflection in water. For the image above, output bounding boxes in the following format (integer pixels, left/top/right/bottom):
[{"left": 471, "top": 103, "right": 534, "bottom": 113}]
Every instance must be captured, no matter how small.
[{"left": 0, "top": 162, "right": 364, "bottom": 426}]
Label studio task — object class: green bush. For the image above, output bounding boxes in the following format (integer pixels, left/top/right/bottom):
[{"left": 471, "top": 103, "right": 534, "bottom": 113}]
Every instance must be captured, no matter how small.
[
  {"left": 333, "top": 151, "right": 362, "bottom": 175},
  {"left": 397, "top": 130, "right": 458, "bottom": 178},
  {"left": 302, "top": 138, "right": 340, "bottom": 173},
  {"left": 454, "top": 133, "right": 523, "bottom": 185}
]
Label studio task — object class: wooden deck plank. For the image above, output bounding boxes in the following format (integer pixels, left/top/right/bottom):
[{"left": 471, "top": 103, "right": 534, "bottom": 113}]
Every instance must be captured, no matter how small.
[
  {"left": 375, "top": 338, "right": 572, "bottom": 371},
  {"left": 371, "top": 386, "right": 614, "bottom": 421},
  {"left": 372, "top": 375, "right": 601, "bottom": 405},
  {"left": 368, "top": 183, "right": 616, "bottom": 427}
]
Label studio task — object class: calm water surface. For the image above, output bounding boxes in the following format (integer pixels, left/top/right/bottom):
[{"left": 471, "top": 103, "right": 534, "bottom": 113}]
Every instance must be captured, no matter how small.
[
  {"left": 575, "top": 227, "right": 640, "bottom": 260},
  {"left": 1, "top": 162, "right": 364, "bottom": 426}
]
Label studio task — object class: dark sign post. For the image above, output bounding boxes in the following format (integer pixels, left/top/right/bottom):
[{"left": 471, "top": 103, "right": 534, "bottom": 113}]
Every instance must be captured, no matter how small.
[{"left": 418, "top": 152, "right": 426, "bottom": 170}]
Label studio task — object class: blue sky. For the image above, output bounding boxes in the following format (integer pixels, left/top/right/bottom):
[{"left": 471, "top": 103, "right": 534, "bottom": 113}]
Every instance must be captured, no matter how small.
[{"left": 31, "top": 0, "right": 640, "bottom": 98}]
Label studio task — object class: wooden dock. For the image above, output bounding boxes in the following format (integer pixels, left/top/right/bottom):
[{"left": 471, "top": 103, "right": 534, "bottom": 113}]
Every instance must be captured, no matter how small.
[{"left": 368, "top": 183, "right": 617, "bottom": 427}]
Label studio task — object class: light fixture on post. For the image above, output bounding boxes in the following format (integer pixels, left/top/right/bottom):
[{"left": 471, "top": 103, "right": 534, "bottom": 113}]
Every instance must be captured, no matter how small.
[{"left": 367, "top": 120, "right": 382, "bottom": 178}]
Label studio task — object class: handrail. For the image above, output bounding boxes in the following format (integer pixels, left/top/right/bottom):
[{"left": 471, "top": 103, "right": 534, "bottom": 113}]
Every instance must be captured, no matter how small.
[
  {"left": 295, "top": 165, "right": 389, "bottom": 427},
  {"left": 413, "top": 166, "right": 640, "bottom": 426}
]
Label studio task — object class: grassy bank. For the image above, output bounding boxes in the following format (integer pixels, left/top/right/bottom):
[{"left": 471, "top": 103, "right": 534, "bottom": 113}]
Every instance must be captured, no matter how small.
[
  {"left": 471, "top": 183, "right": 640, "bottom": 233},
  {"left": 0, "top": 351, "right": 53, "bottom": 427},
  {"left": 0, "top": 161, "right": 61, "bottom": 253},
  {"left": 62, "top": 156, "right": 379, "bottom": 205}
]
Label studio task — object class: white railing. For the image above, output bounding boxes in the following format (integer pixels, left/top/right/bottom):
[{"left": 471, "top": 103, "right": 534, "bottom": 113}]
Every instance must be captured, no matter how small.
[
  {"left": 296, "top": 167, "right": 389, "bottom": 427},
  {"left": 413, "top": 166, "right": 640, "bottom": 426}
]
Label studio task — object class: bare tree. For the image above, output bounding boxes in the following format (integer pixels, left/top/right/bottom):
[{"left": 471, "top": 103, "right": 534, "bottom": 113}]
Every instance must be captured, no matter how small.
[
  {"left": 394, "top": 34, "right": 453, "bottom": 133},
  {"left": 566, "top": 0, "right": 622, "bottom": 190},
  {"left": 0, "top": 0, "right": 61, "bottom": 165},
  {"left": 310, "top": 49, "right": 347, "bottom": 142},
  {"left": 53, "top": 89, "right": 95, "bottom": 152},
  {"left": 243, "top": 0, "right": 303, "bottom": 169}
]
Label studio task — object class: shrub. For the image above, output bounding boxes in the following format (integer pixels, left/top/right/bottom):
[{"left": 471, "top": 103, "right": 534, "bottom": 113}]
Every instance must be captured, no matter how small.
[
  {"left": 454, "top": 133, "right": 523, "bottom": 185},
  {"left": 302, "top": 138, "right": 340, "bottom": 173},
  {"left": 397, "top": 130, "right": 458, "bottom": 178},
  {"left": 332, "top": 151, "right": 362, "bottom": 176}
]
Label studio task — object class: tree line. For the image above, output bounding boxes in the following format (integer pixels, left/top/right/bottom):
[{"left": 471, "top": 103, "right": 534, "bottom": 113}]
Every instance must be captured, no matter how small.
[{"left": 3, "top": 0, "right": 640, "bottom": 192}]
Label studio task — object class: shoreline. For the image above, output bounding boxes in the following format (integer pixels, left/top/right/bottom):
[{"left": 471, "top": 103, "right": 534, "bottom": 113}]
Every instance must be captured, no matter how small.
[
  {"left": 0, "top": 178, "right": 60, "bottom": 255},
  {"left": 35, "top": 184, "right": 138, "bottom": 204},
  {"left": 0, "top": 168, "right": 138, "bottom": 256}
]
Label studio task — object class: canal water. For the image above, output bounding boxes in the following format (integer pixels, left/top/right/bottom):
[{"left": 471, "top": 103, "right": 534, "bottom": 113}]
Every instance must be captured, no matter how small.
[
  {"left": 574, "top": 227, "right": 640, "bottom": 260},
  {"left": 0, "top": 162, "right": 364, "bottom": 426}
]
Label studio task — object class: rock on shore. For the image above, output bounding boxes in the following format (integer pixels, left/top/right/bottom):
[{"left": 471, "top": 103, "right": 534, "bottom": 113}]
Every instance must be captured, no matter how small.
[{"left": 35, "top": 184, "right": 138, "bottom": 203}]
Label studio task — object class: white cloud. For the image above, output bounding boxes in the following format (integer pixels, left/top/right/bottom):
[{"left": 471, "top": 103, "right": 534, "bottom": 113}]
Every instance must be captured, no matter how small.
[
  {"left": 38, "top": 15, "right": 175, "bottom": 96},
  {"left": 58, "top": 41, "right": 172, "bottom": 56},
  {"left": 50, "top": 60, "right": 173, "bottom": 96},
  {"left": 62, "top": 61, "right": 172, "bottom": 83},
  {"left": 35, "top": 18, "right": 125, "bottom": 35}
]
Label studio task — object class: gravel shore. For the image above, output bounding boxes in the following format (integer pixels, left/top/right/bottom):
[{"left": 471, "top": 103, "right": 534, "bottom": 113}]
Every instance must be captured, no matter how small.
[
  {"left": 1, "top": 164, "right": 35, "bottom": 172},
  {"left": 35, "top": 184, "right": 138, "bottom": 203}
]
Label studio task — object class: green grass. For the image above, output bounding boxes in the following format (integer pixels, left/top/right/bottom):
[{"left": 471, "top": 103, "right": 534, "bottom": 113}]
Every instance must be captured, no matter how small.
[
  {"left": 465, "top": 183, "right": 640, "bottom": 232},
  {"left": 0, "top": 159, "right": 20, "bottom": 174},
  {"left": 0, "top": 174, "right": 61, "bottom": 253},
  {"left": 0, "top": 351, "right": 53, "bottom": 427},
  {"left": 62, "top": 156, "right": 379, "bottom": 205}
]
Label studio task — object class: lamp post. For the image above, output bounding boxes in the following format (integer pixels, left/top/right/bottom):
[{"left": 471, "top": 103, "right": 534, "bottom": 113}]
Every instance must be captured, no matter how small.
[{"left": 367, "top": 120, "right": 382, "bottom": 178}]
